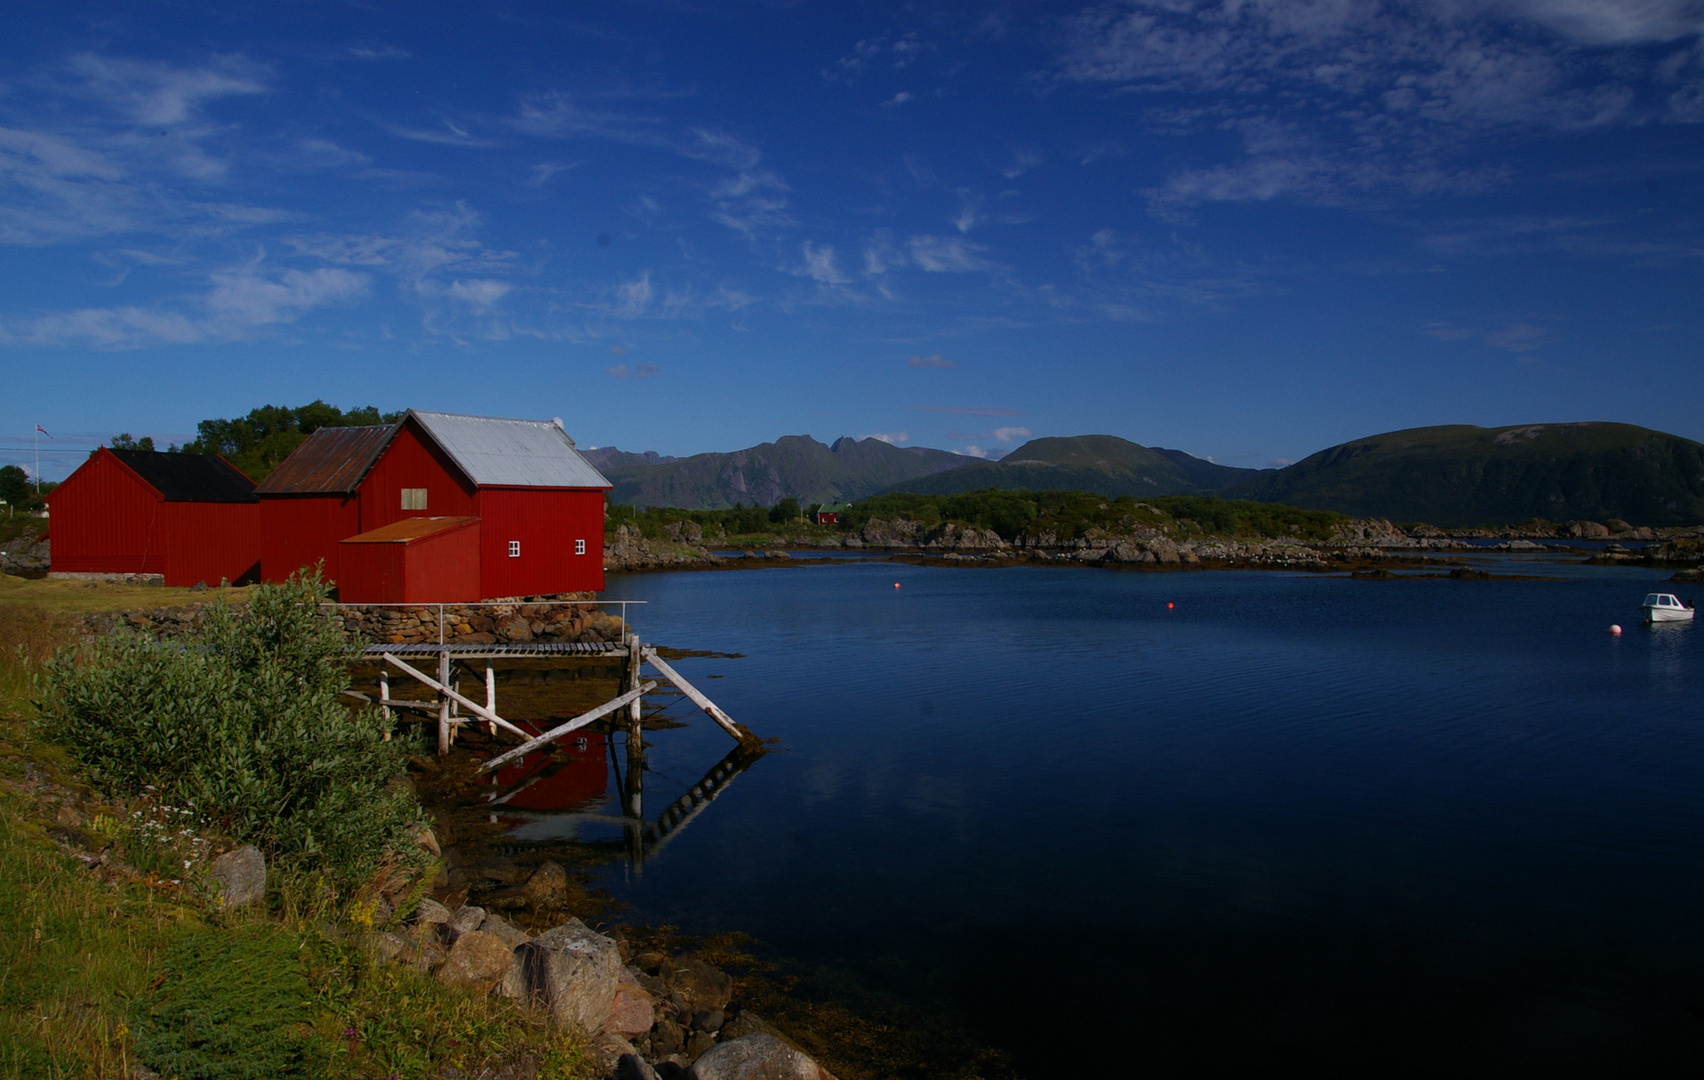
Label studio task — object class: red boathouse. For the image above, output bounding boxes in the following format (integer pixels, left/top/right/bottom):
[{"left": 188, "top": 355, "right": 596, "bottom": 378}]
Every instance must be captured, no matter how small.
[
  {"left": 46, "top": 448, "right": 260, "bottom": 586},
  {"left": 257, "top": 410, "right": 611, "bottom": 600}
]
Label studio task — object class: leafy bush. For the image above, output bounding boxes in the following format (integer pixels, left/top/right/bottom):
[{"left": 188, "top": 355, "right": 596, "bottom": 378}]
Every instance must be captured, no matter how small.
[{"left": 34, "top": 572, "right": 426, "bottom": 891}]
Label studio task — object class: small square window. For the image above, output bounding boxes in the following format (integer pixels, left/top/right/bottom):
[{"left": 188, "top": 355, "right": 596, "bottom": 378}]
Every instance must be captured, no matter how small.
[
  {"left": 508, "top": 540, "right": 521, "bottom": 558},
  {"left": 575, "top": 538, "right": 587, "bottom": 555},
  {"left": 401, "top": 488, "right": 428, "bottom": 510}
]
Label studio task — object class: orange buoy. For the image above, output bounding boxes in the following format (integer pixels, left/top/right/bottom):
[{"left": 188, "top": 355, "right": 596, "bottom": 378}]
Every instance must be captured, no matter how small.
[
  {"left": 1166, "top": 602, "right": 1175, "bottom": 609},
  {"left": 894, "top": 583, "right": 901, "bottom": 589},
  {"left": 1609, "top": 624, "right": 1622, "bottom": 635}
]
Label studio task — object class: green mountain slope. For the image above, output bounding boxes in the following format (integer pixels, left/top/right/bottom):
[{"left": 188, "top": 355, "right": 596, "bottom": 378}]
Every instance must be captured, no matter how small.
[
  {"left": 876, "top": 435, "right": 1264, "bottom": 498},
  {"left": 589, "top": 436, "right": 971, "bottom": 508},
  {"left": 1223, "top": 423, "right": 1704, "bottom": 526}
]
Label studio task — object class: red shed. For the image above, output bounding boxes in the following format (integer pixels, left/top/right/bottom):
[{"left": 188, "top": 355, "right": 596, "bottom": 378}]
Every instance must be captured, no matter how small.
[
  {"left": 337, "top": 516, "right": 481, "bottom": 604},
  {"left": 46, "top": 448, "right": 259, "bottom": 586},
  {"left": 254, "top": 425, "right": 394, "bottom": 585},
  {"left": 258, "top": 409, "right": 611, "bottom": 599}
]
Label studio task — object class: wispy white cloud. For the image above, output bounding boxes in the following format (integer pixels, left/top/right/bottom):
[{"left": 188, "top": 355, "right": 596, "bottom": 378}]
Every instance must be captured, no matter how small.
[
  {"left": 863, "top": 431, "right": 910, "bottom": 443},
  {"left": 615, "top": 272, "right": 653, "bottom": 317},
  {"left": 907, "top": 234, "right": 997, "bottom": 272},
  {"left": 607, "top": 362, "right": 660, "bottom": 379},
  {"left": 909, "top": 404, "right": 1023, "bottom": 417},
  {"left": 10, "top": 263, "right": 367, "bottom": 348},
  {"left": 1060, "top": 1, "right": 1704, "bottom": 213},
  {"left": 66, "top": 53, "right": 268, "bottom": 127},
  {"left": 1423, "top": 317, "right": 1557, "bottom": 352},
  {"left": 385, "top": 118, "right": 501, "bottom": 148},
  {"left": 908, "top": 353, "right": 955, "bottom": 368},
  {"left": 798, "top": 241, "right": 851, "bottom": 285},
  {"left": 948, "top": 426, "right": 1032, "bottom": 443},
  {"left": 882, "top": 92, "right": 915, "bottom": 107}
]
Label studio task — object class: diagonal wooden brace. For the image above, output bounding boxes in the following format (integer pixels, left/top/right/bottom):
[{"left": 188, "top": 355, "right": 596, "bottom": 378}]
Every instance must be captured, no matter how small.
[
  {"left": 479, "top": 681, "right": 657, "bottom": 773},
  {"left": 381, "top": 652, "right": 532, "bottom": 741},
  {"left": 641, "top": 648, "right": 755, "bottom": 744}
]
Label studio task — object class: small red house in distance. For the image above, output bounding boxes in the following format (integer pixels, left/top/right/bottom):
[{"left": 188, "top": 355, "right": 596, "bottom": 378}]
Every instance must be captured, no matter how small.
[
  {"left": 815, "top": 502, "right": 851, "bottom": 526},
  {"left": 257, "top": 409, "right": 611, "bottom": 601},
  {"left": 47, "top": 448, "right": 260, "bottom": 586}
]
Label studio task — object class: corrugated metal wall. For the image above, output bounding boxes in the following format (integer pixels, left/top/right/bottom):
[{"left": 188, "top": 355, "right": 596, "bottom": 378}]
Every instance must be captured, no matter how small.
[
  {"left": 359, "top": 422, "right": 477, "bottom": 530},
  {"left": 162, "top": 501, "right": 260, "bottom": 586},
  {"left": 477, "top": 488, "right": 604, "bottom": 598},
  {"left": 338, "top": 520, "right": 481, "bottom": 603},
  {"left": 260, "top": 495, "right": 361, "bottom": 586},
  {"left": 46, "top": 450, "right": 165, "bottom": 575}
]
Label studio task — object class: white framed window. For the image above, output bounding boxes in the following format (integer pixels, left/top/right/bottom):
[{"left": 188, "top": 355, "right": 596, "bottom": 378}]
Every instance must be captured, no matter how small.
[
  {"left": 575, "top": 538, "right": 587, "bottom": 555},
  {"left": 401, "top": 488, "right": 428, "bottom": 510},
  {"left": 508, "top": 540, "right": 521, "bottom": 558}
]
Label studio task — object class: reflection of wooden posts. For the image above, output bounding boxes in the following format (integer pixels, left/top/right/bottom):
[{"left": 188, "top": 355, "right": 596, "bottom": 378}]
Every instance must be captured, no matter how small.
[
  {"left": 378, "top": 666, "right": 391, "bottom": 734},
  {"left": 436, "top": 650, "right": 451, "bottom": 755}
]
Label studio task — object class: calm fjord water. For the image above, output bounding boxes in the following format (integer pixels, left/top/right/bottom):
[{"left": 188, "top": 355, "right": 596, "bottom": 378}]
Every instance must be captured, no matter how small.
[{"left": 580, "top": 560, "right": 1704, "bottom": 1074}]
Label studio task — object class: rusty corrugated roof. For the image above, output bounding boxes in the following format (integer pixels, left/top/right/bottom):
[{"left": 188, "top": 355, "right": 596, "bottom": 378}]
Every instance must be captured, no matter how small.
[
  {"left": 254, "top": 424, "right": 398, "bottom": 495},
  {"left": 339, "top": 516, "right": 479, "bottom": 544}
]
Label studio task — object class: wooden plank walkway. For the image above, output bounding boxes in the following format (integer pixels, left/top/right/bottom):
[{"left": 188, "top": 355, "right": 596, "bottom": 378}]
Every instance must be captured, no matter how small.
[{"left": 362, "top": 642, "right": 627, "bottom": 659}]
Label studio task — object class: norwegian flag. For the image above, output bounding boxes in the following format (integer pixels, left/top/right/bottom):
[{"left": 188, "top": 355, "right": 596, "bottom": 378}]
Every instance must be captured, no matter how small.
[{"left": 34, "top": 424, "right": 50, "bottom": 438}]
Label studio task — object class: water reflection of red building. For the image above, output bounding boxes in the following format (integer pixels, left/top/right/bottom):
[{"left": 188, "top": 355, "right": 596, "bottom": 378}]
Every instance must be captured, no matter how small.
[{"left": 488, "top": 728, "right": 608, "bottom": 812}]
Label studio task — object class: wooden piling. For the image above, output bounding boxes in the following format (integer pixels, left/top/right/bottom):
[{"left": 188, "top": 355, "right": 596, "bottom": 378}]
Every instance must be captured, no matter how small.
[
  {"left": 485, "top": 660, "right": 496, "bottom": 736},
  {"left": 436, "top": 650, "right": 451, "bottom": 755}
]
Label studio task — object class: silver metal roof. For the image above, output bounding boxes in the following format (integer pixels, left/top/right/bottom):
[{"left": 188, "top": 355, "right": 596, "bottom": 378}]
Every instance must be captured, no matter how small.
[{"left": 408, "top": 410, "right": 612, "bottom": 489}]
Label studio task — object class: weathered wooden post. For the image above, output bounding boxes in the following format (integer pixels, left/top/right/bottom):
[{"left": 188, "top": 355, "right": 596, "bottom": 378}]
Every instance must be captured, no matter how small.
[
  {"left": 485, "top": 660, "right": 497, "bottom": 737},
  {"left": 436, "top": 649, "right": 451, "bottom": 756}
]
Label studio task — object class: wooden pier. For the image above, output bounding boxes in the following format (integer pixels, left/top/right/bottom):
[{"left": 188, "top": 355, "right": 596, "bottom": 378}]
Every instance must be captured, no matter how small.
[{"left": 340, "top": 601, "right": 757, "bottom": 762}]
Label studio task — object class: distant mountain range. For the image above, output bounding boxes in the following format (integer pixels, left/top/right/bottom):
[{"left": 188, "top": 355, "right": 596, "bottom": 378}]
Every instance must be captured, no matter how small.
[
  {"left": 581, "top": 436, "right": 968, "bottom": 508},
  {"left": 871, "top": 434, "right": 1263, "bottom": 498},
  {"left": 589, "top": 422, "right": 1704, "bottom": 526},
  {"left": 1222, "top": 422, "right": 1704, "bottom": 527}
]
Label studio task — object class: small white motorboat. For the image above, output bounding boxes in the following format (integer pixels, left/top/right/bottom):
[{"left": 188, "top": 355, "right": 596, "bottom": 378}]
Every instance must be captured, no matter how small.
[{"left": 1641, "top": 593, "right": 1696, "bottom": 623}]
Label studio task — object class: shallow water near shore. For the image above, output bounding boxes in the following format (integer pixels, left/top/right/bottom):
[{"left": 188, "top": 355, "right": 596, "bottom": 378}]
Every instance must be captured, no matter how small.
[{"left": 513, "top": 558, "right": 1704, "bottom": 1074}]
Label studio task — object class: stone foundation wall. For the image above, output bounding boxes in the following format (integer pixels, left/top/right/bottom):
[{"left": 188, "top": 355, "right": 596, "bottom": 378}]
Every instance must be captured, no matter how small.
[{"left": 78, "top": 594, "right": 627, "bottom": 648}]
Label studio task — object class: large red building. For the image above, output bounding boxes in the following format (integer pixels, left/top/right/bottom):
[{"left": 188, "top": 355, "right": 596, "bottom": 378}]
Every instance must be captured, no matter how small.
[
  {"left": 46, "top": 448, "right": 260, "bottom": 587},
  {"left": 257, "top": 409, "right": 610, "bottom": 600}
]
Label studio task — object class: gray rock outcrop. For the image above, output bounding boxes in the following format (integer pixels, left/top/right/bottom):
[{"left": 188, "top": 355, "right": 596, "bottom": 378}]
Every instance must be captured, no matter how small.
[
  {"left": 685, "top": 1033, "right": 838, "bottom": 1080},
  {"left": 435, "top": 929, "right": 514, "bottom": 989},
  {"left": 209, "top": 845, "right": 266, "bottom": 909},
  {"left": 514, "top": 917, "right": 624, "bottom": 1034}
]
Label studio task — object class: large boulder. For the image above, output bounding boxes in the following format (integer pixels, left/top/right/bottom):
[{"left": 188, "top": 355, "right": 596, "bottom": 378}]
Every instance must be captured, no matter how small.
[
  {"left": 665, "top": 957, "right": 733, "bottom": 1012},
  {"left": 605, "top": 968, "right": 655, "bottom": 1037},
  {"left": 435, "top": 930, "right": 514, "bottom": 989},
  {"left": 685, "top": 1033, "right": 838, "bottom": 1080},
  {"left": 513, "top": 918, "right": 624, "bottom": 1034},
  {"left": 478, "top": 912, "right": 532, "bottom": 948},
  {"left": 209, "top": 845, "right": 266, "bottom": 909}
]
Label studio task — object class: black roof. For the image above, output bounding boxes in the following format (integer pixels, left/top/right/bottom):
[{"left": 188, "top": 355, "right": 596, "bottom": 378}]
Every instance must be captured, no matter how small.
[{"left": 109, "top": 449, "right": 258, "bottom": 503}]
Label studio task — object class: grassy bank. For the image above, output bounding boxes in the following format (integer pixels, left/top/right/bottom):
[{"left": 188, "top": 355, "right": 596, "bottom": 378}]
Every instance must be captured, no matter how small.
[{"left": 0, "top": 576, "right": 595, "bottom": 1080}]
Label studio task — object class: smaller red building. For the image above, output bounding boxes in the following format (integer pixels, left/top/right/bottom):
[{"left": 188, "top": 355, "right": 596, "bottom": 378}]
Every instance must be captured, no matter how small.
[
  {"left": 337, "top": 516, "right": 481, "bottom": 604},
  {"left": 47, "top": 448, "right": 259, "bottom": 586}
]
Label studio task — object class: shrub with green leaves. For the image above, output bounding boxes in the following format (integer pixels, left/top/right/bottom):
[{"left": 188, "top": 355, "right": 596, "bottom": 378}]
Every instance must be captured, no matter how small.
[{"left": 34, "top": 572, "right": 426, "bottom": 891}]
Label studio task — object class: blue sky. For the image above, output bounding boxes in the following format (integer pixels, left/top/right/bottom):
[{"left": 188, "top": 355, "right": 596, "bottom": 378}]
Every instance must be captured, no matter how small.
[{"left": 4, "top": 1, "right": 1703, "bottom": 481}]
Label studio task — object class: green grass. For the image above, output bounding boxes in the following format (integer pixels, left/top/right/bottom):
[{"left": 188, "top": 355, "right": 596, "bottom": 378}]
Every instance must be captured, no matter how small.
[{"left": 0, "top": 601, "right": 594, "bottom": 1080}]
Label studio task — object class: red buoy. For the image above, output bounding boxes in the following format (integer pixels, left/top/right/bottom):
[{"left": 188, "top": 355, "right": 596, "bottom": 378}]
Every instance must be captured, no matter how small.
[
  {"left": 1167, "top": 602, "right": 1175, "bottom": 609},
  {"left": 1609, "top": 624, "right": 1622, "bottom": 635},
  {"left": 894, "top": 583, "right": 901, "bottom": 589}
]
